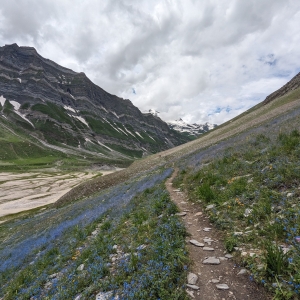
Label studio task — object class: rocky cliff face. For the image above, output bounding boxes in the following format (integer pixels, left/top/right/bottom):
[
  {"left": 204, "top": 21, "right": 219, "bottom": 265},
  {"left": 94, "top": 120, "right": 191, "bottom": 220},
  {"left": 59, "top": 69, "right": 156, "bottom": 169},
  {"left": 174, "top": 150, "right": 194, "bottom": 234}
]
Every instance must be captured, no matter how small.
[
  {"left": 0, "top": 44, "right": 189, "bottom": 159},
  {"left": 263, "top": 71, "right": 300, "bottom": 105}
]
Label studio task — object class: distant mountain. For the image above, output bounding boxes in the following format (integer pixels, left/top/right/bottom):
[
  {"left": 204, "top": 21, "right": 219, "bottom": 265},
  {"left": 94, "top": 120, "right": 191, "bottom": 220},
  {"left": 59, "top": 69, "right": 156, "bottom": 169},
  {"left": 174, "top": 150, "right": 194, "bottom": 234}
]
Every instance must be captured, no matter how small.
[
  {"left": 0, "top": 44, "right": 190, "bottom": 163},
  {"left": 145, "top": 109, "right": 216, "bottom": 137},
  {"left": 168, "top": 118, "right": 217, "bottom": 137}
]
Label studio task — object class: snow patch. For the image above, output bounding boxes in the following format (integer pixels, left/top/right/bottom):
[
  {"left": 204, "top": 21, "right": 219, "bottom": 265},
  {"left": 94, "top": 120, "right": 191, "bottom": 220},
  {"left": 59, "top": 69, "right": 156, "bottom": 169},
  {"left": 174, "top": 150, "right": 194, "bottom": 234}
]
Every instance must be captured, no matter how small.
[
  {"left": 116, "top": 126, "right": 128, "bottom": 135},
  {"left": 111, "top": 111, "right": 119, "bottom": 119},
  {"left": 0, "top": 95, "right": 6, "bottom": 106},
  {"left": 97, "top": 141, "right": 113, "bottom": 151},
  {"left": 64, "top": 105, "right": 76, "bottom": 113},
  {"left": 74, "top": 116, "right": 89, "bottom": 127},
  {"left": 10, "top": 101, "right": 21, "bottom": 110},
  {"left": 124, "top": 127, "right": 135, "bottom": 137},
  {"left": 9, "top": 100, "right": 35, "bottom": 127},
  {"left": 148, "top": 134, "right": 156, "bottom": 141},
  {"left": 135, "top": 131, "right": 144, "bottom": 139},
  {"left": 168, "top": 118, "right": 217, "bottom": 136},
  {"left": 100, "top": 106, "right": 108, "bottom": 113}
]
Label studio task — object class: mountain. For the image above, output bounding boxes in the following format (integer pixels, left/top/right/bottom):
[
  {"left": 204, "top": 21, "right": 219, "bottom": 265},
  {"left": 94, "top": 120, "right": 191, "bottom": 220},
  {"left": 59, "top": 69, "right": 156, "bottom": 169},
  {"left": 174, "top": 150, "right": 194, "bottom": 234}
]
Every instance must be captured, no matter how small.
[
  {"left": 144, "top": 109, "right": 217, "bottom": 137},
  {"left": 0, "top": 44, "right": 190, "bottom": 167},
  {"left": 167, "top": 118, "right": 217, "bottom": 137},
  {"left": 1, "top": 65, "right": 300, "bottom": 299}
]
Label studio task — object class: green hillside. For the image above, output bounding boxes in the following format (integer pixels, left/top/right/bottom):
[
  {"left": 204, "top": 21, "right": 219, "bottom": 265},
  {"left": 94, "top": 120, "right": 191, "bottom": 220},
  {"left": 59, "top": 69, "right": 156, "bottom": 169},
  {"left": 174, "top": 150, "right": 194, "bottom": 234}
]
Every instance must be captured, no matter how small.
[{"left": 0, "top": 87, "right": 299, "bottom": 299}]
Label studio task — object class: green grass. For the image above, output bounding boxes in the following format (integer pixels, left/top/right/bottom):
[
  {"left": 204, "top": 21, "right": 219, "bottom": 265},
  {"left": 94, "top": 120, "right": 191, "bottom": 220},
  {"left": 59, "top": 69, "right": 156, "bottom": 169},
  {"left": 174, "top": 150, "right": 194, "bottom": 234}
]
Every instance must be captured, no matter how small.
[
  {"left": 1, "top": 182, "right": 189, "bottom": 299},
  {"left": 106, "top": 144, "right": 143, "bottom": 158},
  {"left": 176, "top": 129, "right": 300, "bottom": 298},
  {"left": 31, "top": 102, "right": 76, "bottom": 126}
]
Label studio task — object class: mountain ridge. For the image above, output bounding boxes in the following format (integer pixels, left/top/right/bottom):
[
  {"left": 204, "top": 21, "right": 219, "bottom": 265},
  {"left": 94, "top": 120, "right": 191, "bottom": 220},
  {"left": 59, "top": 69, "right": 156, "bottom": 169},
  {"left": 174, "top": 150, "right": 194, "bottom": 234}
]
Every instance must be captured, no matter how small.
[{"left": 0, "top": 44, "right": 190, "bottom": 166}]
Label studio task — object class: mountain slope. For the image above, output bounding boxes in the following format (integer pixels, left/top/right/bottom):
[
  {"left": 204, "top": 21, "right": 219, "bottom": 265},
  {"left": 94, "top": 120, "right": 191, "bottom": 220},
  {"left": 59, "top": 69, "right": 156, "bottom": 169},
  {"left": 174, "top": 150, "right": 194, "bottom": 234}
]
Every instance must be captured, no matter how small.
[
  {"left": 263, "top": 71, "right": 300, "bottom": 105},
  {"left": 0, "top": 44, "right": 189, "bottom": 167},
  {"left": 0, "top": 70, "right": 300, "bottom": 299}
]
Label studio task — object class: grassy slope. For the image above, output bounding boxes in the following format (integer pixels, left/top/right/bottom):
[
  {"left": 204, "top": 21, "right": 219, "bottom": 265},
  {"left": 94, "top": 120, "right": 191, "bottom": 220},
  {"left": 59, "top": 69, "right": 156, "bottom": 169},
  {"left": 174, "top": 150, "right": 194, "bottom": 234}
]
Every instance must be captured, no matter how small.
[
  {"left": 0, "top": 116, "right": 132, "bottom": 171},
  {"left": 0, "top": 88, "right": 299, "bottom": 299}
]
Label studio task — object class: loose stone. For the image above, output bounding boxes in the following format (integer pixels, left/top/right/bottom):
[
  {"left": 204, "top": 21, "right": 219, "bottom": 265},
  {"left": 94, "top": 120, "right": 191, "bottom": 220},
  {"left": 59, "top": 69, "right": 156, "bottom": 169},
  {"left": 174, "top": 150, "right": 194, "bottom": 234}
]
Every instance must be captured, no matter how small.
[
  {"left": 77, "top": 264, "right": 84, "bottom": 271},
  {"left": 189, "top": 239, "right": 205, "bottom": 247},
  {"left": 96, "top": 291, "right": 119, "bottom": 300},
  {"left": 203, "top": 257, "right": 220, "bottom": 265},
  {"left": 219, "top": 257, "right": 228, "bottom": 261},
  {"left": 186, "top": 284, "right": 200, "bottom": 290},
  {"left": 237, "top": 269, "right": 248, "bottom": 275},
  {"left": 234, "top": 232, "right": 243, "bottom": 236},
  {"left": 211, "top": 279, "right": 220, "bottom": 283},
  {"left": 225, "top": 254, "right": 233, "bottom": 259},
  {"left": 194, "top": 212, "right": 203, "bottom": 216},
  {"left": 206, "top": 204, "right": 215, "bottom": 210},
  {"left": 203, "top": 238, "right": 214, "bottom": 245},
  {"left": 203, "top": 247, "right": 214, "bottom": 251},
  {"left": 187, "top": 273, "right": 198, "bottom": 285},
  {"left": 216, "top": 284, "right": 229, "bottom": 290},
  {"left": 203, "top": 228, "right": 212, "bottom": 232},
  {"left": 186, "top": 290, "right": 195, "bottom": 298},
  {"left": 176, "top": 212, "right": 187, "bottom": 216}
]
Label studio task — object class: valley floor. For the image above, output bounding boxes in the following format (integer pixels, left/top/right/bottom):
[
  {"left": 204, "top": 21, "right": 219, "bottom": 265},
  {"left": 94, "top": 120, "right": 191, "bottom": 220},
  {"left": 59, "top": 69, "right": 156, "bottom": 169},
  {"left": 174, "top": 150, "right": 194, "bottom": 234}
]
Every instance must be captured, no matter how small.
[{"left": 0, "top": 169, "right": 119, "bottom": 219}]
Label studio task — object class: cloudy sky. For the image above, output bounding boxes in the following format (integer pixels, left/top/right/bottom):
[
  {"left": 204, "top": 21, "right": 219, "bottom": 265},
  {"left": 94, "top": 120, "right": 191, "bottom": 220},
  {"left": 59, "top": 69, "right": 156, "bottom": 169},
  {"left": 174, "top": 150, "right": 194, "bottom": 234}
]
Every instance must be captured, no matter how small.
[{"left": 1, "top": 1, "right": 300, "bottom": 124}]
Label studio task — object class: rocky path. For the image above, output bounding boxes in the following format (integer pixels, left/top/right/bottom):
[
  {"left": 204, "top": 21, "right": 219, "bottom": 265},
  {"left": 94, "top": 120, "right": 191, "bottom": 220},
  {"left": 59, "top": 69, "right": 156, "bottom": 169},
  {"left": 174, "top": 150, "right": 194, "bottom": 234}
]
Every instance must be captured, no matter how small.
[{"left": 166, "top": 169, "right": 270, "bottom": 300}]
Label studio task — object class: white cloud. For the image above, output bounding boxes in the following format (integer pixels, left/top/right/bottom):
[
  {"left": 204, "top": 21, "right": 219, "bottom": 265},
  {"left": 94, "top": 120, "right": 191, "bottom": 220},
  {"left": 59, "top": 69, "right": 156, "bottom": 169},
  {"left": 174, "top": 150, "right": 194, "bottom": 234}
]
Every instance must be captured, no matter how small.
[{"left": 1, "top": 0, "right": 300, "bottom": 124}]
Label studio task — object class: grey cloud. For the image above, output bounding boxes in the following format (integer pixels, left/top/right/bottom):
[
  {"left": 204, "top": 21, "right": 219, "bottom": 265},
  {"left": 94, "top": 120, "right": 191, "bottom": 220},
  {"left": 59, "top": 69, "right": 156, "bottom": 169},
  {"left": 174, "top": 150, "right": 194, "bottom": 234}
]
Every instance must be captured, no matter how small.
[
  {"left": 0, "top": 1, "right": 58, "bottom": 42},
  {"left": 1, "top": 0, "right": 300, "bottom": 125}
]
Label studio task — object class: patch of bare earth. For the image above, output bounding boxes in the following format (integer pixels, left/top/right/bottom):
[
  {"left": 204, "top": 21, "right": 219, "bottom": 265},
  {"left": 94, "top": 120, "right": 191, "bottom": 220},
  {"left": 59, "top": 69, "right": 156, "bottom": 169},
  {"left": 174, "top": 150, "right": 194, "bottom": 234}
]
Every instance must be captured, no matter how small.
[{"left": 166, "top": 169, "right": 271, "bottom": 300}]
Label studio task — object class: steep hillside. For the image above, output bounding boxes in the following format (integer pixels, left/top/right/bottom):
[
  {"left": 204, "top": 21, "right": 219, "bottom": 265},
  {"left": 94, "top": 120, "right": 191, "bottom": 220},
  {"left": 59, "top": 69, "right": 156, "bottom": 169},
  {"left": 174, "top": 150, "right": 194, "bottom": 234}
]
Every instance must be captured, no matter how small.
[
  {"left": 0, "top": 71, "right": 299, "bottom": 299},
  {"left": 0, "top": 44, "right": 189, "bottom": 167},
  {"left": 263, "top": 71, "right": 300, "bottom": 105}
]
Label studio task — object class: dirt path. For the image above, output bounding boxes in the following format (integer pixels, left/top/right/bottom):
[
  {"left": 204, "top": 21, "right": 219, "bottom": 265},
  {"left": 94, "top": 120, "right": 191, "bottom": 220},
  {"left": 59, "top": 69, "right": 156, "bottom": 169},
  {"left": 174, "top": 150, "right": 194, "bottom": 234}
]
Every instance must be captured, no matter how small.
[{"left": 166, "top": 169, "right": 270, "bottom": 300}]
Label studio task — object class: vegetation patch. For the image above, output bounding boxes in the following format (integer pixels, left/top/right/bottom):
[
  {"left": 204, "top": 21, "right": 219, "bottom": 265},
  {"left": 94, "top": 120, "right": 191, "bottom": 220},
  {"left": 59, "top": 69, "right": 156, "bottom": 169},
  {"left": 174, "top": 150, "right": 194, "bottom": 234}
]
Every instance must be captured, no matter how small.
[
  {"left": 176, "top": 130, "right": 300, "bottom": 299},
  {"left": 106, "top": 144, "right": 143, "bottom": 158},
  {"left": 0, "top": 168, "right": 189, "bottom": 299}
]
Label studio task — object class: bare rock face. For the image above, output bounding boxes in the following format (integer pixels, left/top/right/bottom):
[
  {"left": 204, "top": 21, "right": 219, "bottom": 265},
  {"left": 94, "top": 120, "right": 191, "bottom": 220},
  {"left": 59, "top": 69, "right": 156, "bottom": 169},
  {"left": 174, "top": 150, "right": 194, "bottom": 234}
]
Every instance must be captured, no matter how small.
[{"left": 0, "top": 44, "right": 190, "bottom": 159}]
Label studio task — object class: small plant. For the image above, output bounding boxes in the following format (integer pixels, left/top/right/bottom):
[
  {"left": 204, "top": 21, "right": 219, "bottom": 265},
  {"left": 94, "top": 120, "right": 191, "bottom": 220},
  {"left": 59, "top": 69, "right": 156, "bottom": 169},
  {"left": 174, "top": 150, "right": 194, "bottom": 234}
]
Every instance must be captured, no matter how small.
[
  {"left": 264, "top": 242, "right": 288, "bottom": 278},
  {"left": 278, "top": 130, "right": 300, "bottom": 153},
  {"left": 101, "top": 220, "right": 112, "bottom": 230},
  {"left": 197, "top": 183, "right": 215, "bottom": 202},
  {"left": 225, "top": 235, "right": 238, "bottom": 253}
]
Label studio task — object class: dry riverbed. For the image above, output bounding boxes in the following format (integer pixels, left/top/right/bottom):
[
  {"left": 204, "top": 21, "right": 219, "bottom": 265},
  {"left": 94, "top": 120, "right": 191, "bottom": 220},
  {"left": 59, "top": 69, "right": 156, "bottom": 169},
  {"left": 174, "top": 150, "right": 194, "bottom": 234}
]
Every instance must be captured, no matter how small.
[{"left": 0, "top": 169, "right": 120, "bottom": 218}]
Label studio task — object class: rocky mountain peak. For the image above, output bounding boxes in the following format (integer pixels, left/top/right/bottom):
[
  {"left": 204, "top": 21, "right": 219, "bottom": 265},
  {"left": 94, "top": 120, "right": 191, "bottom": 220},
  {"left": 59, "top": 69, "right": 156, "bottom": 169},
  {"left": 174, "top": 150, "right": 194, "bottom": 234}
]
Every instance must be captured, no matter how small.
[{"left": 0, "top": 44, "right": 191, "bottom": 160}]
